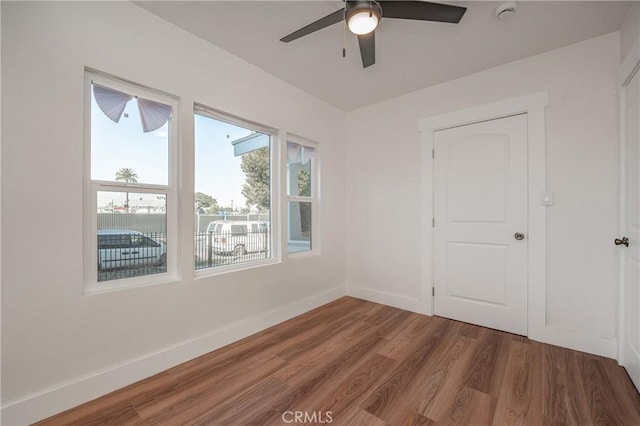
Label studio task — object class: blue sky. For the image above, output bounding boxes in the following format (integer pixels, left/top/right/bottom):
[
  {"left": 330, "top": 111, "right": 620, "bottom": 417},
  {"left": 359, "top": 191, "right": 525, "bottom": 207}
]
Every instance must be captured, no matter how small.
[
  {"left": 194, "top": 113, "right": 255, "bottom": 209},
  {"left": 91, "top": 89, "right": 262, "bottom": 209}
]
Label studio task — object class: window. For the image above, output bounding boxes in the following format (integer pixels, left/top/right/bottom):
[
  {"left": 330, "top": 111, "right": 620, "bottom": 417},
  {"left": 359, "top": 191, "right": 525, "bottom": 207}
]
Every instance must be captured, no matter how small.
[
  {"left": 287, "top": 138, "right": 318, "bottom": 254},
  {"left": 84, "top": 71, "right": 177, "bottom": 292},
  {"left": 194, "top": 105, "right": 277, "bottom": 272}
]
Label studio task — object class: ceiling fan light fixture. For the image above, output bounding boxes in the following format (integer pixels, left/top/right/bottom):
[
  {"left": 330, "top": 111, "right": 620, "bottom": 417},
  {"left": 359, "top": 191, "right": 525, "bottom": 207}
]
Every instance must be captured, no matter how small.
[
  {"left": 346, "top": 1, "right": 382, "bottom": 35},
  {"left": 347, "top": 10, "right": 379, "bottom": 35}
]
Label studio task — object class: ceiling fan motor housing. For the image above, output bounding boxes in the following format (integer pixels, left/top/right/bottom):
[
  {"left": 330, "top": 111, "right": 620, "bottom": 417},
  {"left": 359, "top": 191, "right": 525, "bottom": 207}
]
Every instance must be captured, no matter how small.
[{"left": 346, "top": 1, "right": 383, "bottom": 24}]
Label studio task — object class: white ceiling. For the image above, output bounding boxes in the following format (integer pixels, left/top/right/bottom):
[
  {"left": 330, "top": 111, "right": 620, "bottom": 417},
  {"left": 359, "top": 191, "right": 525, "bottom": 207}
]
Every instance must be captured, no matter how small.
[{"left": 136, "top": 1, "right": 630, "bottom": 110}]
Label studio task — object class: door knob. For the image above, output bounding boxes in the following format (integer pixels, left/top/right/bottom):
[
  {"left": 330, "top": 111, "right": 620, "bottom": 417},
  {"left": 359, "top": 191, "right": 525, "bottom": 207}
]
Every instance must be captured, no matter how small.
[
  {"left": 514, "top": 232, "right": 525, "bottom": 240},
  {"left": 615, "top": 237, "right": 629, "bottom": 247}
]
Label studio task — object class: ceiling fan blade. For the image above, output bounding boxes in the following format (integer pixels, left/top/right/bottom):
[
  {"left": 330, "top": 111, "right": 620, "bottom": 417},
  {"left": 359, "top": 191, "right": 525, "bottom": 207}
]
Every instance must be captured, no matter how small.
[
  {"left": 379, "top": 1, "right": 466, "bottom": 23},
  {"left": 358, "top": 32, "right": 375, "bottom": 68},
  {"left": 280, "top": 9, "right": 344, "bottom": 42}
]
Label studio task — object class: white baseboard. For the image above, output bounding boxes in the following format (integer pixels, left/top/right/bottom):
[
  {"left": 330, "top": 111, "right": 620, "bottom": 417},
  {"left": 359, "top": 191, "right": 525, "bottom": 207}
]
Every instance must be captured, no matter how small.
[
  {"left": 1, "top": 286, "right": 346, "bottom": 426},
  {"left": 347, "top": 285, "right": 422, "bottom": 314},
  {"left": 542, "top": 325, "right": 618, "bottom": 359}
]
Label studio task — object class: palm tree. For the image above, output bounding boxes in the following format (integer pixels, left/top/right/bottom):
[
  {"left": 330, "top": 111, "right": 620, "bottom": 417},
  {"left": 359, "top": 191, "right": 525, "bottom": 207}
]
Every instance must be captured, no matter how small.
[
  {"left": 115, "top": 167, "right": 138, "bottom": 183},
  {"left": 115, "top": 168, "right": 138, "bottom": 212}
]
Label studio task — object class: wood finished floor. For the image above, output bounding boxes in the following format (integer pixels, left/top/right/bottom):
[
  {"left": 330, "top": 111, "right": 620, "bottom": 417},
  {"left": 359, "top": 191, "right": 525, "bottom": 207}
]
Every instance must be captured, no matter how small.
[{"left": 37, "top": 297, "right": 640, "bottom": 425}]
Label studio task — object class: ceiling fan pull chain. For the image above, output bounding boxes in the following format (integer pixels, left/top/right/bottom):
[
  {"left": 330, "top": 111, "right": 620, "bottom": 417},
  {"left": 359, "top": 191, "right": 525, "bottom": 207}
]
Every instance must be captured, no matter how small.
[{"left": 342, "top": 5, "right": 347, "bottom": 58}]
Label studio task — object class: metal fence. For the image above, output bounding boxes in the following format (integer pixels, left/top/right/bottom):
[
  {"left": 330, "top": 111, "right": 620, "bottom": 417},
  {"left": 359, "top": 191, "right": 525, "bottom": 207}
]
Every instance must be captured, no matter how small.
[
  {"left": 97, "top": 231, "right": 167, "bottom": 282},
  {"left": 195, "top": 229, "right": 270, "bottom": 269},
  {"left": 97, "top": 228, "right": 271, "bottom": 281}
]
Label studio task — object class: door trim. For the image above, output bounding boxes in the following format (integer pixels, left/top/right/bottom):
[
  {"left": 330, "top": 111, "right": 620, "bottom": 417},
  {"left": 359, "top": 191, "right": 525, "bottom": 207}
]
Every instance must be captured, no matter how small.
[
  {"left": 419, "top": 92, "right": 548, "bottom": 341},
  {"left": 617, "top": 37, "right": 640, "bottom": 367}
]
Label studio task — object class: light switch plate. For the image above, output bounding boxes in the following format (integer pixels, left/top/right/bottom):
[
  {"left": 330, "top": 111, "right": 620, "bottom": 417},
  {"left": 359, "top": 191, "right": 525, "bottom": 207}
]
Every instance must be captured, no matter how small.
[{"left": 541, "top": 190, "right": 553, "bottom": 206}]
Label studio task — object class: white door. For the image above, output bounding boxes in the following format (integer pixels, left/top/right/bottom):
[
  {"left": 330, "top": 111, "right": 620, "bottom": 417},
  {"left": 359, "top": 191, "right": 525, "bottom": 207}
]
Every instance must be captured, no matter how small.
[
  {"left": 621, "top": 67, "right": 640, "bottom": 392},
  {"left": 433, "top": 114, "right": 528, "bottom": 335}
]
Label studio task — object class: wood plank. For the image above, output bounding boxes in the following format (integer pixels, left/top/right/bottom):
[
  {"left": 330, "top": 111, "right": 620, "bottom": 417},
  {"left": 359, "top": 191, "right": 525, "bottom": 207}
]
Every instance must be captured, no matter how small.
[
  {"left": 276, "top": 311, "right": 364, "bottom": 361},
  {"left": 492, "top": 340, "right": 543, "bottom": 425},
  {"left": 380, "top": 323, "right": 469, "bottom": 423},
  {"left": 184, "top": 377, "right": 287, "bottom": 425},
  {"left": 272, "top": 308, "right": 409, "bottom": 386},
  {"left": 270, "top": 334, "right": 388, "bottom": 414},
  {"left": 375, "top": 310, "right": 414, "bottom": 341},
  {"left": 364, "top": 304, "right": 401, "bottom": 325},
  {"left": 542, "top": 344, "right": 591, "bottom": 425},
  {"left": 351, "top": 298, "right": 384, "bottom": 315},
  {"left": 458, "top": 322, "right": 482, "bottom": 339},
  {"left": 417, "top": 336, "right": 479, "bottom": 420},
  {"left": 358, "top": 307, "right": 415, "bottom": 341},
  {"left": 431, "top": 385, "right": 497, "bottom": 425},
  {"left": 361, "top": 316, "right": 454, "bottom": 420},
  {"left": 512, "top": 334, "right": 529, "bottom": 344},
  {"left": 272, "top": 316, "right": 383, "bottom": 385},
  {"left": 345, "top": 408, "right": 388, "bottom": 426},
  {"left": 245, "top": 408, "right": 283, "bottom": 426},
  {"left": 133, "top": 353, "right": 287, "bottom": 423},
  {"left": 599, "top": 356, "right": 640, "bottom": 416},
  {"left": 303, "top": 353, "right": 397, "bottom": 419},
  {"left": 396, "top": 408, "right": 439, "bottom": 426},
  {"left": 377, "top": 313, "right": 433, "bottom": 361},
  {"left": 462, "top": 328, "right": 512, "bottom": 397},
  {"left": 579, "top": 353, "right": 640, "bottom": 424}
]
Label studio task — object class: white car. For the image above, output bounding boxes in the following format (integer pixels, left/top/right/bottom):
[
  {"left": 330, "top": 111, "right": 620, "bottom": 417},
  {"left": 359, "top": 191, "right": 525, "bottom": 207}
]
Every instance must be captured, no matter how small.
[
  {"left": 97, "top": 229, "right": 166, "bottom": 270},
  {"left": 205, "top": 221, "right": 269, "bottom": 256}
]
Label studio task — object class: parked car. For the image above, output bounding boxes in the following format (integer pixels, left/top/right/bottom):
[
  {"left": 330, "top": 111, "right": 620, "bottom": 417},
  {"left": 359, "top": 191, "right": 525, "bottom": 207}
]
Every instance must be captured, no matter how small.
[
  {"left": 248, "top": 221, "right": 269, "bottom": 234},
  {"left": 97, "top": 229, "right": 166, "bottom": 270},
  {"left": 205, "top": 221, "right": 269, "bottom": 256}
]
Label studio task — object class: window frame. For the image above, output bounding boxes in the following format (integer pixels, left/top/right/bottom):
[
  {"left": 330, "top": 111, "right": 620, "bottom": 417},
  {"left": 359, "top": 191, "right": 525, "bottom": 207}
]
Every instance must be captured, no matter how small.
[
  {"left": 83, "top": 70, "right": 180, "bottom": 294},
  {"left": 285, "top": 133, "right": 320, "bottom": 258},
  {"left": 193, "top": 103, "right": 281, "bottom": 278}
]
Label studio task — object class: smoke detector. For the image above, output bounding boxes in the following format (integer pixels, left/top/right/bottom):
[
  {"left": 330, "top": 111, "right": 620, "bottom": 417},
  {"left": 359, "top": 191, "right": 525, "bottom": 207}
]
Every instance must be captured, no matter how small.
[{"left": 496, "top": 2, "right": 517, "bottom": 20}]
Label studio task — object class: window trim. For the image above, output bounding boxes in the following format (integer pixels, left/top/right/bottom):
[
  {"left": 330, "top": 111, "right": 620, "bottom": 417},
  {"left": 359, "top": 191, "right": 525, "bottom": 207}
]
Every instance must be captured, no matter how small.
[
  {"left": 83, "top": 70, "right": 180, "bottom": 294},
  {"left": 194, "top": 103, "right": 277, "bottom": 135},
  {"left": 285, "top": 133, "right": 320, "bottom": 258},
  {"left": 193, "top": 104, "right": 282, "bottom": 278}
]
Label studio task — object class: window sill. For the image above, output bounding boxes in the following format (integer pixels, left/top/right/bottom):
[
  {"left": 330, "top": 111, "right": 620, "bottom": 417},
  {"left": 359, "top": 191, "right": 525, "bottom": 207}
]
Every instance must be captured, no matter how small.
[
  {"left": 287, "top": 249, "right": 320, "bottom": 259},
  {"left": 194, "top": 257, "right": 281, "bottom": 280},
  {"left": 84, "top": 273, "right": 180, "bottom": 295}
]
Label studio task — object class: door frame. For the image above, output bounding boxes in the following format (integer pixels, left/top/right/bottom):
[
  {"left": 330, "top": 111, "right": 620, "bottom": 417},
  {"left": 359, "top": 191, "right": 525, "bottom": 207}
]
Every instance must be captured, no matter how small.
[
  {"left": 617, "top": 36, "right": 640, "bottom": 367},
  {"left": 419, "top": 92, "right": 548, "bottom": 341}
]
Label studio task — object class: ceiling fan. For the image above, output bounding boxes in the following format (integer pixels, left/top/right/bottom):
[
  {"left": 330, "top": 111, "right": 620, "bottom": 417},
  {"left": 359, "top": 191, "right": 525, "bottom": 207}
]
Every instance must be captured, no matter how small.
[{"left": 280, "top": 1, "right": 467, "bottom": 68}]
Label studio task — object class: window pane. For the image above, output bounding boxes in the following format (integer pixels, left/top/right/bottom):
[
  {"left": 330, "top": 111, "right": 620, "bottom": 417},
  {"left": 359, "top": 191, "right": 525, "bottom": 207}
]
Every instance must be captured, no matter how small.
[
  {"left": 90, "top": 83, "right": 169, "bottom": 185},
  {"left": 97, "top": 191, "right": 167, "bottom": 282},
  {"left": 287, "top": 143, "right": 312, "bottom": 197},
  {"left": 288, "top": 201, "right": 312, "bottom": 253},
  {"left": 194, "top": 113, "right": 272, "bottom": 269}
]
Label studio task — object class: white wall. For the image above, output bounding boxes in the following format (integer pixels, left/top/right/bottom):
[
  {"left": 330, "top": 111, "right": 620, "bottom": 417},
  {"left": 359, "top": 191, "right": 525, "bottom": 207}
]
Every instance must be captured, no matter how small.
[
  {"left": 1, "top": 2, "right": 345, "bottom": 423},
  {"left": 620, "top": 1, "right": 639, "bottom": 63},
  {"left": 346, "top": 33, "right": 621, "bottom": 356}
]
